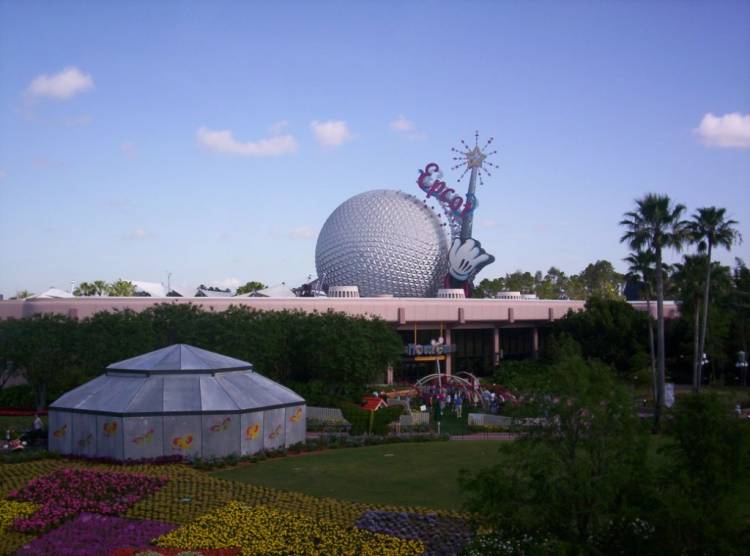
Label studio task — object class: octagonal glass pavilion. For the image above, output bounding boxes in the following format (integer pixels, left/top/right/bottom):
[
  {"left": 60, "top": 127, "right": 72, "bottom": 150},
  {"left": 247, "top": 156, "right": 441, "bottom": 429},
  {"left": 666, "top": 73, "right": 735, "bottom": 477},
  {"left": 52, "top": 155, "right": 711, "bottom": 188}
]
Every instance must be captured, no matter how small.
[{"left": 48, "top": 344, "right": 306, "bottom": 460}]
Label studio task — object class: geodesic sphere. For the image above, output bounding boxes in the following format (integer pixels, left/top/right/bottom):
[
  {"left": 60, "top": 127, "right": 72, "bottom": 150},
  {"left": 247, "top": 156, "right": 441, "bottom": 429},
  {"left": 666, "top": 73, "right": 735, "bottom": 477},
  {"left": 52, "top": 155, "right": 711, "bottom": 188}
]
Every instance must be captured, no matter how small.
[{"left": 315, "top": 189, "right": 450, "bottom": 297}]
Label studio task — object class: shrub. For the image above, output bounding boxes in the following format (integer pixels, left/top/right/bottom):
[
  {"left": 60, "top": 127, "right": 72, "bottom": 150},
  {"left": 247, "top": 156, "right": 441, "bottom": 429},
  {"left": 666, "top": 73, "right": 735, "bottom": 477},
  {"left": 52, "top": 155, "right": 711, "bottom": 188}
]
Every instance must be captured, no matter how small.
[{"left": 340, "top": 404, "right": 403, "bottom": 435}]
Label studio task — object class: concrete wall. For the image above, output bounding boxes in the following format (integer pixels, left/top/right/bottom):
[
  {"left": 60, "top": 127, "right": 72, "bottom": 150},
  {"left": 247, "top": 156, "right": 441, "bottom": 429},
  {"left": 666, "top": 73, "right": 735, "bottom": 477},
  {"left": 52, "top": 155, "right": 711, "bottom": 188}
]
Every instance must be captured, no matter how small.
[{"left": 0, "top": 297, "right": 680, "bottom": 323}]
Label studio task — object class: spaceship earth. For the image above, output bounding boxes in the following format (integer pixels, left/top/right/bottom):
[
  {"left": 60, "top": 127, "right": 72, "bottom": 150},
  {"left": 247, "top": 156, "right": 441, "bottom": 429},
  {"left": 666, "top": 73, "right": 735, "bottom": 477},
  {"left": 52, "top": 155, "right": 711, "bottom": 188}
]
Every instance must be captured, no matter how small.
[{"left": 315, "top": 189, "right": 451, "bottom": 297}]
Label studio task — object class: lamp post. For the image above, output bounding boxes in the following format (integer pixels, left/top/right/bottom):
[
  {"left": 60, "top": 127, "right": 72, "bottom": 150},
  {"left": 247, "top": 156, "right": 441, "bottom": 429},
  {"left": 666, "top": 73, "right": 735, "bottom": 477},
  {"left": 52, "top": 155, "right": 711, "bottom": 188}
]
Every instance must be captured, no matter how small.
[{"left": 736, "top": 351, "right": 748, "bottom": 388}]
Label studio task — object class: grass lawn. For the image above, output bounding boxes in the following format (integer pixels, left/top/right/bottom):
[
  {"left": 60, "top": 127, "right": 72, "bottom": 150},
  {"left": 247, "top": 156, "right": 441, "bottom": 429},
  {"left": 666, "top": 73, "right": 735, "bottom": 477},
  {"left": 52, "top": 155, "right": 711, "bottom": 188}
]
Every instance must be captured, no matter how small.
[
  {"left": 212, "top": 440, "right": 506, "bottom": 511},
  {"left": 0, "top": 414, "right": 46, "bottom": 434}
]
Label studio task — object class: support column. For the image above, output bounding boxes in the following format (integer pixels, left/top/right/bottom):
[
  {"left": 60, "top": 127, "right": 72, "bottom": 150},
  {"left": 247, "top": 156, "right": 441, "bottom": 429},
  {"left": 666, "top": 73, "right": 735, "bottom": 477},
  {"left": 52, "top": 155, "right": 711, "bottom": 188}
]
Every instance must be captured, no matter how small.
[
  {"left": 532, "top": 327, "right": 539, "bottom": 359},
  {"left": 493, "top": 326, "right": 501, "bottom": 367},
  {"left": 386, "top": 365, "right": 394, "bottom": 385},
  {"left": 444, "top": 327, "right": 452, "bottom": 376}
]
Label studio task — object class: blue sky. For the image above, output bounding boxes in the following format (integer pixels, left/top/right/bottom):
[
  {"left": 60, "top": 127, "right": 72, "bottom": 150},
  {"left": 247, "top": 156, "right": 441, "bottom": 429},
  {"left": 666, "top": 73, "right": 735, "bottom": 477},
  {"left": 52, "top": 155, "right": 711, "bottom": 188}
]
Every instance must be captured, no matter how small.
[{"left": 1, "top": 0, "right": 749, "bottom": 297}]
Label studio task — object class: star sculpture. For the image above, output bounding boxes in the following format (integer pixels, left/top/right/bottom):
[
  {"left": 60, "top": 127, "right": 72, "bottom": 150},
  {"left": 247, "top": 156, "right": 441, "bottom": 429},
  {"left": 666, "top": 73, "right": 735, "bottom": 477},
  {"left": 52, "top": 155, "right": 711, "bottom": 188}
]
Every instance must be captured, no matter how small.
[{"left": 451, "top": 130, "right": 498, "bottom": 186}]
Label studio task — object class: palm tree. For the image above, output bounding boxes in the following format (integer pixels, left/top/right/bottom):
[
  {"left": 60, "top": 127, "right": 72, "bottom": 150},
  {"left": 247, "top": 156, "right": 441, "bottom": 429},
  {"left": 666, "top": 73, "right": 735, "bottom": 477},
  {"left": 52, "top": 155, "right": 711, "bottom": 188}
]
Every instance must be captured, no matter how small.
[
  {"left": 624, "top": 250, "right": 658, "bottom": 401},
  {"left": 687, "top": 207, "right": 742, "bottom": 390},
  {"left": 620, "top": 194, "right": 687, "bottom": 430},
  {"left": 671, "top": 255, "right": 707, "bottom": 391}
]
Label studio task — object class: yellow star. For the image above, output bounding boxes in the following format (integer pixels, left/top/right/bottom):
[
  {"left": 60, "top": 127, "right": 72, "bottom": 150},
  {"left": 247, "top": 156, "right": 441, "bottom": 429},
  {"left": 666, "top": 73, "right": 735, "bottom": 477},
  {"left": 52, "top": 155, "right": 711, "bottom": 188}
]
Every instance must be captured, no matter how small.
[{"left": 466, "top": 146, "right": 486, "bottom": 168}]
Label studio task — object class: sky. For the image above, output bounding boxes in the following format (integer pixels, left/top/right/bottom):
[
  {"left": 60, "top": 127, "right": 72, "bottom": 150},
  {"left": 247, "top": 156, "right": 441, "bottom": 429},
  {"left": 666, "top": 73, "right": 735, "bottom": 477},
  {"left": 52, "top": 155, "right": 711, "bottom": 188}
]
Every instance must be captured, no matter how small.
[{"left": 1, "top": 0, "right": 749, "bottom": 297}]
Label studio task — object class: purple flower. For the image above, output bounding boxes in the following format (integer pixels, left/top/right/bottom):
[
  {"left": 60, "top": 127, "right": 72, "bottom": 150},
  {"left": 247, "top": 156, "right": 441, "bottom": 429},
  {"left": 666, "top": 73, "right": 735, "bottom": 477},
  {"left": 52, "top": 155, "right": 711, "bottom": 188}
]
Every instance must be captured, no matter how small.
[
  {"left": 10, "top": 469, "right": 167, "bottom": 533},
  {"left": 356, "top": 510, "right": 473, "bottom": 556},
  {"left": 15, "top": 513, "right": 177, "bottom": 556}
]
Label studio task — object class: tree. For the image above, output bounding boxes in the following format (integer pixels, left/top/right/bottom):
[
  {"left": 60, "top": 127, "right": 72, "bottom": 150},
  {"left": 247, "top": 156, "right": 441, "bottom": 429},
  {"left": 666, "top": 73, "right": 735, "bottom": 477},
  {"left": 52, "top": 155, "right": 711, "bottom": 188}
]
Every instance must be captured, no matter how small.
[
  {"left": 236, "top": 281, "right": 267, "bottom": 295},
  {"left": 553, "top": 297, "right": 649, "bottom": 377},
  {"left": 0, "top": 315, "right": 79, "bottom": 409},
  {"left": 579, "top": 260, "right": 624, "bottom": 299},
  {"left": 671, "top": 255, "right": 707, "bottom": 390},
  {"left": 107, "top": 279, "right": 136, "bottom": 296},
  {"left": 10, "top": 290, "right": 34, "bottom": 300},
  {"left": 686, "top": 207, "right": 742, "bottom": 390},
  {"left": 657, "top": 393, "right": 750, "bottom": 553},
  {"left": 620, "top": 194, "right": 687, "bottom": 430},
  {"left": 625, "top": 250, "right": 658, "bottom": 399},
  {"left": 74, "top": 281, "right": 109, "bottom": 296},
  {"left": 461, "top": 354, "right": 653, "bottom": 554}
]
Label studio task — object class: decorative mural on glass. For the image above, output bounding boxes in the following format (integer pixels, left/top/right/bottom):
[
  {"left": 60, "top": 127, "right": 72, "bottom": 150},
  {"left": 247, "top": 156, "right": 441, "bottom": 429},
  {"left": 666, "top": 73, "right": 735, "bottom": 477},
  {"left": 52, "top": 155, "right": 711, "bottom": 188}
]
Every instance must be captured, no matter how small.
[
  {"left": 285, "top": 405, "right": 306, "bottom": 447},
  {"left": 123, "top": 416, "right": 163, "bottom": 460},
  {"left": 96, "top": 415, "right": 124, "bottom": 460},
  {"left": 202, "top": 413, "right": 240, "bottom": 458},
  {"left": 240, "top": 411, "right": 264, "bottom": 455},
  {"left": 263, "top": 408, "right": 286, "bottom": 451},
  {"left": 71, "top": 412, "right": 97, "bottom": 457},
  {"left": 164, "top": 415, "right": 202, "bottom": 458},
  {"left": 48, "top": 411, "right": 71, "bottom": 455}
]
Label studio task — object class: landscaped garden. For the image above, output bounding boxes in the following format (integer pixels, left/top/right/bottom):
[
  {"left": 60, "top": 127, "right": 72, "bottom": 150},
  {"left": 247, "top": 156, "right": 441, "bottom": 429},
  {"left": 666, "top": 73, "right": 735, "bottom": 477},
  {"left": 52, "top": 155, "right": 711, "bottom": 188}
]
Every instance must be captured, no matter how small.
[{"left": 0, "top": 446, "right": 479, "bottom": 556}]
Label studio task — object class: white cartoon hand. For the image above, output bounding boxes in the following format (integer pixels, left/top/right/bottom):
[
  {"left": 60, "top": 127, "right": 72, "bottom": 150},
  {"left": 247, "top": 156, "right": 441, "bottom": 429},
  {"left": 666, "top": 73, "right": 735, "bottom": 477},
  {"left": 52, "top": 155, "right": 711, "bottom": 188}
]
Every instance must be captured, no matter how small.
[{"left": 448, "top": 238, "right": 494, "bottom": 281}]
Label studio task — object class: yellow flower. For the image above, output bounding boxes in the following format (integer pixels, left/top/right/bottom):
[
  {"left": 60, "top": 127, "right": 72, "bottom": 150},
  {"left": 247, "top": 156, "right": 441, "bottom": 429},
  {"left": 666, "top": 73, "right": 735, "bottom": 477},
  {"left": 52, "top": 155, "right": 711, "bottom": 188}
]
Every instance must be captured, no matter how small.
[{"left": 156, "top": 501, "right": 425, "bottom": 556}]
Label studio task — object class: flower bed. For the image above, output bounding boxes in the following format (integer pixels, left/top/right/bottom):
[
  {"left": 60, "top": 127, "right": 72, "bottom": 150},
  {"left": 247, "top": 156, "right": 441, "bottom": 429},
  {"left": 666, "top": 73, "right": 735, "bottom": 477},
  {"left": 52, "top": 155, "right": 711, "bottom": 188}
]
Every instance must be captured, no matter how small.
[
  {"left": 0, "top": 499, "right": 37, "bottom": 555},
  {"left": 155, "top": 501, "right": 425, "bottom": 556},
  {"left": 9, "top": 468, "right": 168, "bottom": 532},
  {"left": 14, "top": 513, "right": 177, "bottom": 556},
  {"left": 110, "top": 549, "right": 240, "bottom": 556},
  {"left": 356, "top": 510, "right": 474, "bottom": 555},
  {"left": 0, "top": 499, "right": 36, "bottom": 531}
]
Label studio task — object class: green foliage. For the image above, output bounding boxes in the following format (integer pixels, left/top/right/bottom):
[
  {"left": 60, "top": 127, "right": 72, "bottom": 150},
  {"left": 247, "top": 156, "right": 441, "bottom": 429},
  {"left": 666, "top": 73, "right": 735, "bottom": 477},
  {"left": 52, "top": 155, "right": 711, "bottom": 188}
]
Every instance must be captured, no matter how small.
[
  {"left": 0, "top": 304, "right": 403, "bottom": 408},
  {"left": 235, "top": 281, "right": 267, "bottom": 295},
  {"left": 461, "top": 354, "right": 654, "bottom": 554},
  {"left": 340, "top": 403, "right": 403, "bottom": 435},
  {"left": 473, "top": 261, "right": 623, "bottom": 300},
  {"left": 656, "top": 393, "right": 750, "bottom": 554},
  {"left": 287, "top": 379, "right": 363, "bottom": 407},
  {"left": 553, "top": 297, "right": 650, "bottom": 376},
  {"left": 107, "top": 279, "right": 136, "bottom": 296},
  {"left": 74, "top": 279, "right": 135, "bottom": 296},
  {"left": 0, "top": 385, "right": 37, "bottom": 409},
  {"left": 489, "top": 359, "right": 550, "bottom": 392},
  {"left": 0, "top": 315, "right": 81, "bottom": 408}
]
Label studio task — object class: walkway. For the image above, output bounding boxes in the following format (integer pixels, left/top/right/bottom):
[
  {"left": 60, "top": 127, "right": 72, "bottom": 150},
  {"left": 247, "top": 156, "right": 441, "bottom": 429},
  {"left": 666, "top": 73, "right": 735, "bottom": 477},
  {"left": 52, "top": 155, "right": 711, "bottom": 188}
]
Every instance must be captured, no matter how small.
[{"left": 449, "top": 432, "right": 517, "bottom": 441}]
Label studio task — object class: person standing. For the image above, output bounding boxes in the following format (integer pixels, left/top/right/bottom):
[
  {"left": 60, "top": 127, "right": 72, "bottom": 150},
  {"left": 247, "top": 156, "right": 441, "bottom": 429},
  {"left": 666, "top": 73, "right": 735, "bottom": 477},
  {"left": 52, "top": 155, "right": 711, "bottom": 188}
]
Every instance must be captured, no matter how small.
[{"left": 455, "top": 393, "right": 463, "bottom": 418}]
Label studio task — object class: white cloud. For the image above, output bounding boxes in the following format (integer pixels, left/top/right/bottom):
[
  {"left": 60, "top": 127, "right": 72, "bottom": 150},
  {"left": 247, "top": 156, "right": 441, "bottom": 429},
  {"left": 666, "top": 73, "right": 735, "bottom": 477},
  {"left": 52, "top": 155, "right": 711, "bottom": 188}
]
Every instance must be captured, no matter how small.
[
  {"left": 694, "top": 112, "right": 750, "bottom": 149},
  {"left": 26, "top": 67, "right": 94, "bottom": 100},
  {"left": 196, "top": 127, "right": 297, "bottom": 157},
  {"left": 389, "top": 115, "right": 426, "bottom": 141},
  {"left": 390, "top": 115, "right": 415, "bottom": 133},
  {"left": 288, "top": 226, "right": 317, "bottom": 240},
  {"left": 124, "top": 228, "right": 154, "bottom": 240},
  {"left": 310, "top": 120, "right": 353, "bottom": 147}
]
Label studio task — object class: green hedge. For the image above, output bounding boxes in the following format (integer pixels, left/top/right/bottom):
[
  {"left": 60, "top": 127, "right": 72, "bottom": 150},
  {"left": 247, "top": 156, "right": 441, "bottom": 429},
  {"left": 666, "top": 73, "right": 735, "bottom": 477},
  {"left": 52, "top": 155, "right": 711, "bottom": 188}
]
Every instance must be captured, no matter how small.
[
  {"left": 0, "top": 385, "right": 38, "bottom": 409},
  {"left": 0, "top": 304, "right": 404, "bottom": 408}
]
